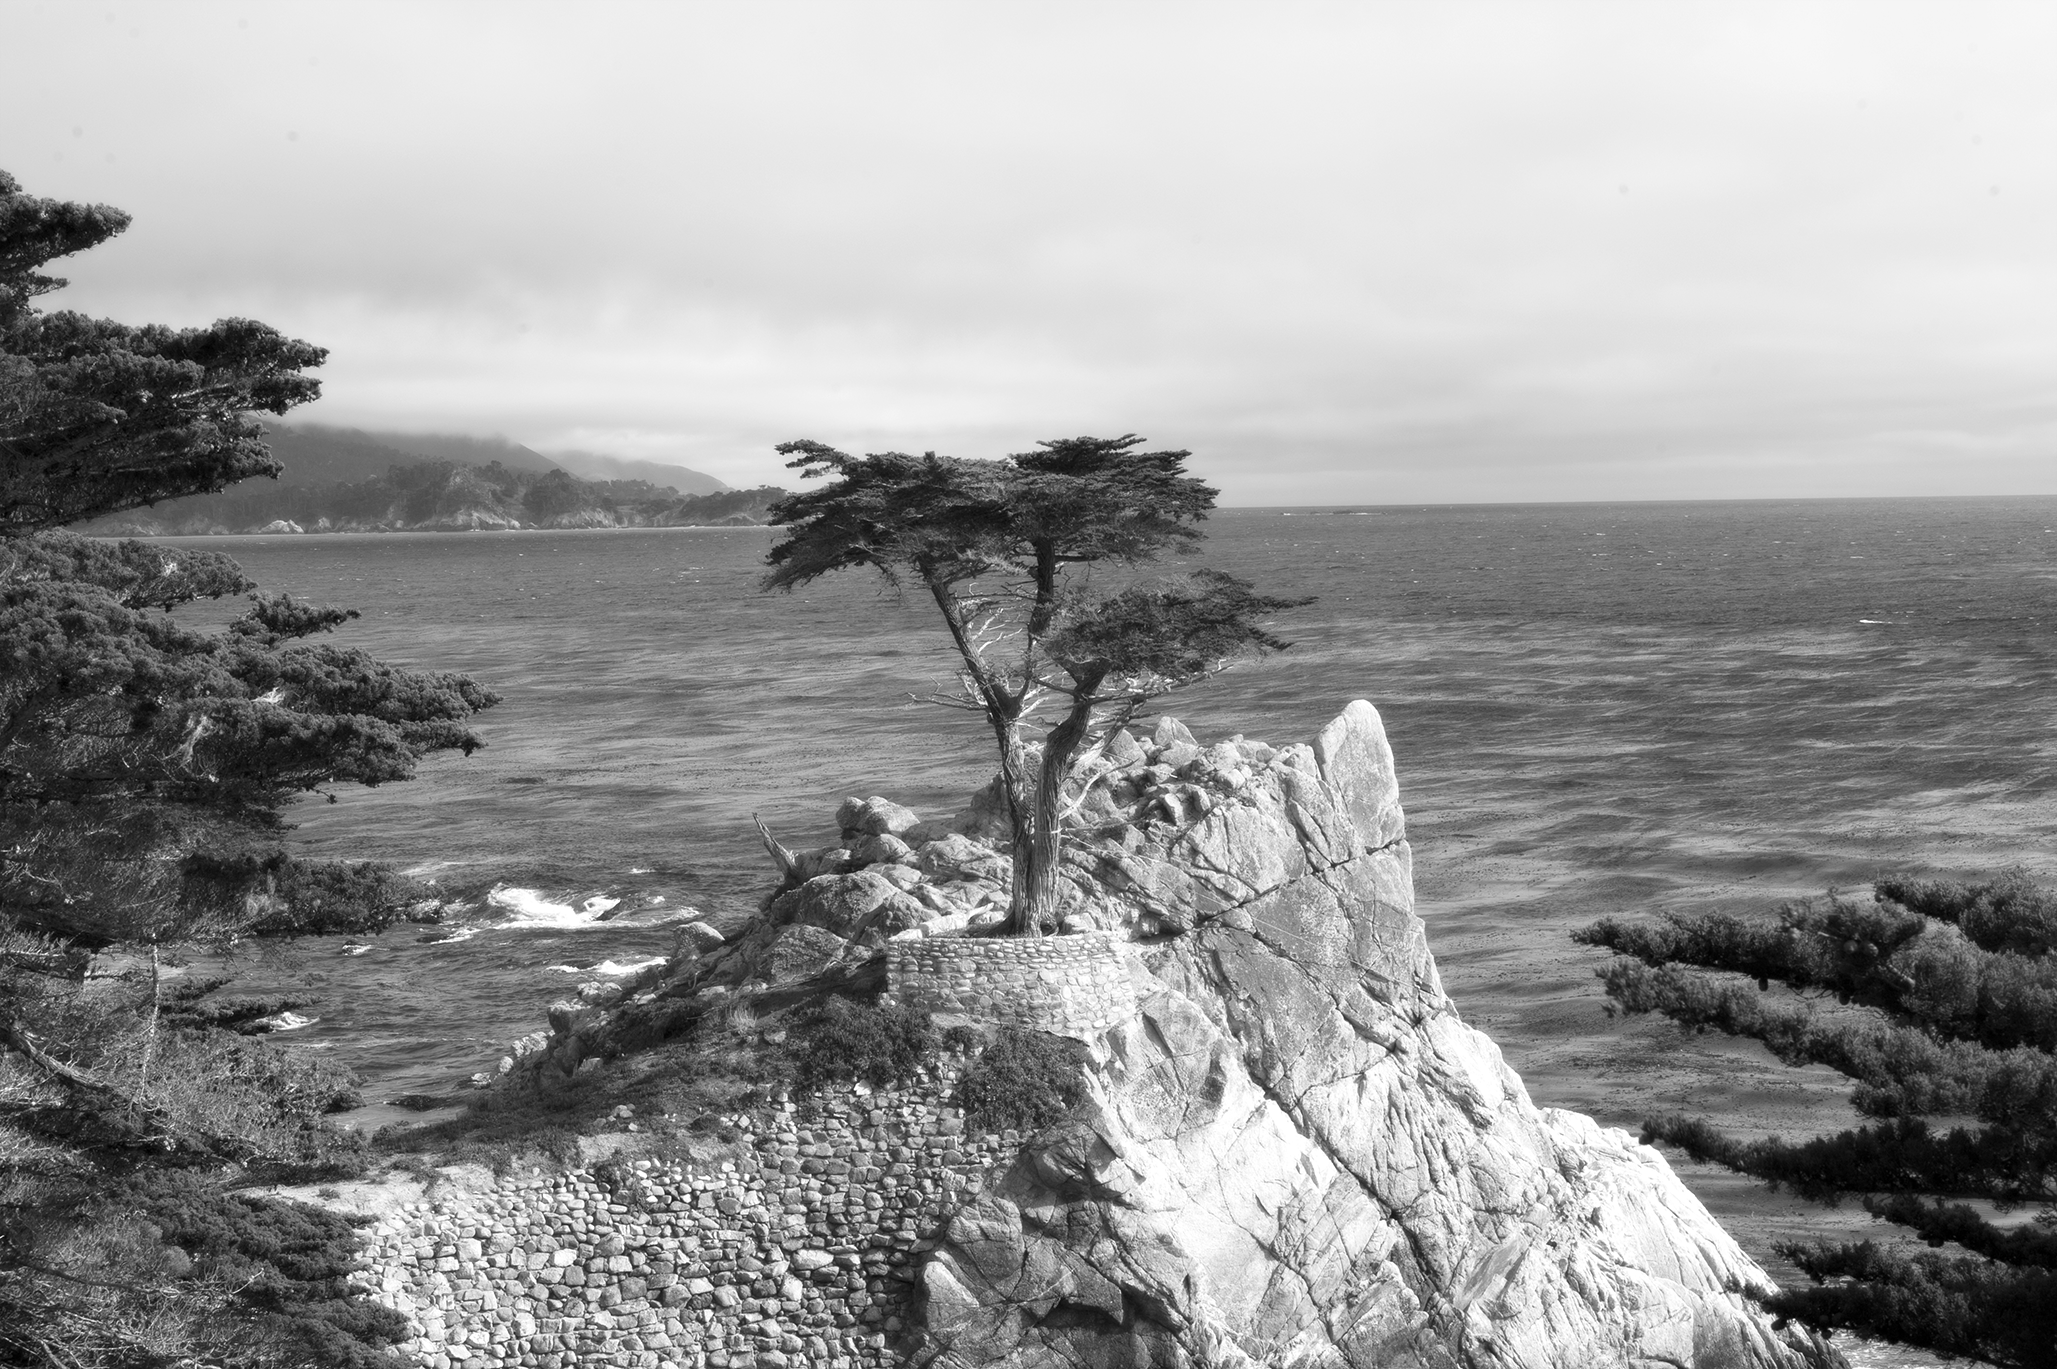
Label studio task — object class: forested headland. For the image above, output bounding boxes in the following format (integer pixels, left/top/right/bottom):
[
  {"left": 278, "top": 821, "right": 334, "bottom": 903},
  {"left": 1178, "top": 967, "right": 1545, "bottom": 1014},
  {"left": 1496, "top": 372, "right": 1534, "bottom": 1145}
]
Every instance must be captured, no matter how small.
[{"left": 78, "top": 427, "right": 784, "bottom": 535}]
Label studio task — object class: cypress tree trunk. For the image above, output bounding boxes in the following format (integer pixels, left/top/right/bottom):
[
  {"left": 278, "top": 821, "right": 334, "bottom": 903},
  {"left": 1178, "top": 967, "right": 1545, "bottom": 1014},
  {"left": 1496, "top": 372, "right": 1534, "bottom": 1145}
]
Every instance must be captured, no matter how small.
[{"left": 1006, "top": 690, "right": 1100, "bottom": 935}]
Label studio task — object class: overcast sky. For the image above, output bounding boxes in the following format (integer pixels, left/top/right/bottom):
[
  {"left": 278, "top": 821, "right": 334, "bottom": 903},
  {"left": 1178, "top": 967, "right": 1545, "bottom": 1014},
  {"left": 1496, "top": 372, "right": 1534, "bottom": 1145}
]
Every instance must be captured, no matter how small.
[{"left": 5, "top": 2, "right": 2055, "bottom": 503}]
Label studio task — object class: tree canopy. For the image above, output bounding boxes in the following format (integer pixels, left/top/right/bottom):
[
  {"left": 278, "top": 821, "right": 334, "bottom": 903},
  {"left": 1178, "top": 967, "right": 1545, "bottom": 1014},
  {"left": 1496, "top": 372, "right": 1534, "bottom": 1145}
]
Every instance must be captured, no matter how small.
[
  {"left": 1, "top": 168, "right": 496, "bottom": 1369},
  {"left": 1, "top": 170, "right": 325, "bottom": 537},
  {"left": 765, "top": 434, "right": 1306, "bottom": 933},
  {"left": 1578, "top": 873, "right": 2057, "bottom": 1368}
]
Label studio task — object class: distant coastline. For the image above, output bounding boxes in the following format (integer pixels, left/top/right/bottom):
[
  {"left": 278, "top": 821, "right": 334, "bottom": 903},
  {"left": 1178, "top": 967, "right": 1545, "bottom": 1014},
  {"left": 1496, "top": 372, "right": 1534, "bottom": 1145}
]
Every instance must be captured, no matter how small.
[
  {"left": 79, "top": 465, "right": 787, "bottom": 538},
  {"left": 105, "top": 519, "right": 777, "bottom": 537}
]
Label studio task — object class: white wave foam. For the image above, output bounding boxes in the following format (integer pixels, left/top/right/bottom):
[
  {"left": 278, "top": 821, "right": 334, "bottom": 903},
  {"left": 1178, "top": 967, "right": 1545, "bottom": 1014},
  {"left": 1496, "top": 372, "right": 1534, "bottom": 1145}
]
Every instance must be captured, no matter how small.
[
  {"left": 487, "top": 886, "right": 573, "bottom": 921},
  {"left": 547, "top": 956, "right": 668, "bottom": 977},
  {"left": 418, "top": 927, "right": 477, "bottom": 945},
  {"left": 485, "top": 886, "right": 620, "bottom": 929},
  {"left": 591, "top": 956, "right": 667, "bottom": 977}
]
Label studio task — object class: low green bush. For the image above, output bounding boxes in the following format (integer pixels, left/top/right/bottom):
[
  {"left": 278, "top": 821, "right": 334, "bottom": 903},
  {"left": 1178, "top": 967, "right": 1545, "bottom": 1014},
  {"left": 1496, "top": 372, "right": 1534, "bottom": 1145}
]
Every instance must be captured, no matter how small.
[
  {"left": 787, "top": 998, "right": 935, "bottom": 1091},
  {"left": 956, "top": 1029, "right": 1089, "bottom": 1134},
  {"left": 121, "top": 1171, "right": 410, "bottom": 1369},
  {"left": 180, "top": 853, "right": 425, "bottom": 936}
]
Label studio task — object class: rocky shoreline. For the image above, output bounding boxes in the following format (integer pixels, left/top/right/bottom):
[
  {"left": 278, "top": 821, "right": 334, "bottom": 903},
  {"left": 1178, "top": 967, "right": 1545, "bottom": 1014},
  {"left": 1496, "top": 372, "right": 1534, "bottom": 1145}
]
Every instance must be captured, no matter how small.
[{"left": 344, "top": 701, "right": 1836, "bottom": 1369}]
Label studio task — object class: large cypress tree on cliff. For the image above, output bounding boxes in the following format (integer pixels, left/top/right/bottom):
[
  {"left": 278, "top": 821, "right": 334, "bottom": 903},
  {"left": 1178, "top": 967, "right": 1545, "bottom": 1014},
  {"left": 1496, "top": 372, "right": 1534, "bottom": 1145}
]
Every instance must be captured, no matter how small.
[
  {"left": 1, "top": 169, "right": 497, "bottom": 1368},
  {"left": 764, "top": 436, "right": 1306, "bottom": 934},
  {"left": 1577, "top": 873, "right": 2057, "bottom": 1368}
]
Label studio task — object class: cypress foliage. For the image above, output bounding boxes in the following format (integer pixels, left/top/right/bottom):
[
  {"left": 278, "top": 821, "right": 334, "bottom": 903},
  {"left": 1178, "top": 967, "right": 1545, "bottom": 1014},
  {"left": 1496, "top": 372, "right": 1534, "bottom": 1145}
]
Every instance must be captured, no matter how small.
[
  {"left": 1580, "top": 874, "right": 2057, "bottom": 1367},
  {"left": 2, "top": 169, "right": 493, "bottom": 1368}
]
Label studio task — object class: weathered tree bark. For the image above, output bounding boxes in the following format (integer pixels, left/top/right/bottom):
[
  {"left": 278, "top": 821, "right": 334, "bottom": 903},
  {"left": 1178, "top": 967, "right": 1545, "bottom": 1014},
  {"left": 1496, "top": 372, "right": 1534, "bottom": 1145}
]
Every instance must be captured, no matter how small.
[
  {"left": 753, "top": 814, "right": 804, "bottom": 886},
  {"left": 1005, "top": 683, "right": 1102, "bottom": 935}
]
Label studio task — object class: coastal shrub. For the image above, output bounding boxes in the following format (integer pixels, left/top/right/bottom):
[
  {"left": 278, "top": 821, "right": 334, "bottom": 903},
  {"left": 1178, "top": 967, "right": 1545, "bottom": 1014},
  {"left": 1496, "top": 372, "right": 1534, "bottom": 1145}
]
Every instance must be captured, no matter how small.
[
  {"left": 787, "top": 997, "right": 935, "bottom": 1091},
  {"left": 956, "top": 1028, "right": 1089, "bottom": 1134},
  {"left": 180, "top": 852, "right": 427, "bottom": 935},
  {"left": 128, "top": 1174, "right": 411, "bottom": 1369},
  {"left": 0, "top": 1171, "right": 410, "bottom": 1369},
  {"left": 1580, "top": 872, "right": 2057, "bottom": 1366}
]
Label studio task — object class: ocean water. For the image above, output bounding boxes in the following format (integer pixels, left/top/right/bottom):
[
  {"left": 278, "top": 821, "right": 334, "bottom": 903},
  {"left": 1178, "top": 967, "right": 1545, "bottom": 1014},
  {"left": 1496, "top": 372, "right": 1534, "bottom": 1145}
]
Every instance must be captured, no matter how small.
[{"left": 172, "top": 500, "right": 2056, "bottom": 1288}]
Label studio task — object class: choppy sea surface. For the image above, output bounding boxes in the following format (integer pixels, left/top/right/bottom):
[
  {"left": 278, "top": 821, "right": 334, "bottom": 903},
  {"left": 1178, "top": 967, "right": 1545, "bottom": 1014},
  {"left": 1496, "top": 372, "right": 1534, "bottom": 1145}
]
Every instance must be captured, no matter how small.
[{"left": 169, "top": 497, "right": 2055, "bottom": 1330}]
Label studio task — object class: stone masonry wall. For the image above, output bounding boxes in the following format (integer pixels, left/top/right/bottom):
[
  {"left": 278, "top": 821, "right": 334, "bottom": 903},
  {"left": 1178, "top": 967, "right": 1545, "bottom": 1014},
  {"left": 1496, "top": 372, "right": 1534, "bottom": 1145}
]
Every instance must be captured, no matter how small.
[
  {"left": 883, "top": 930, "right": 1137, "bottom": 1039},
  {"left": 356, "top": 1075, "right": 1019, "bottom": 1369}
]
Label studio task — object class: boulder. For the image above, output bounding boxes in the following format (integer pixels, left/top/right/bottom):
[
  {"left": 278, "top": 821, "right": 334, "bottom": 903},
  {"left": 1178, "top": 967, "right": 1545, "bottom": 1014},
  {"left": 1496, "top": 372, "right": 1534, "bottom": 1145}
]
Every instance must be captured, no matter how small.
[
  {"left": 791, "top": 846, "right": 854, "bottom": 880},
  {"left": 847, "top": 832, "right": 915, "bottom": 866},
  {"left": 916, "top": 833, "right": 1012, "bottom": 885},
  {"left": 675, "top": 921, "right": 725, "bottom": 954},
  {"left": 835, "top": 795, "right": 923, "bottom": 839},
  {"left": 1103, "top": 727, "right": 1147, "bottom": 769},
  {"left": 788, "top": 870, "right": 929, "bottom": 940},
  {"left": 756, "top": 924, "right": 849, "bottom": 982},
  {"left": 949, "top": 775, "right": 1014, "bottom": 842},
  {"left": 1151, "top": 716, "right": 1197, "bottom": 750}
]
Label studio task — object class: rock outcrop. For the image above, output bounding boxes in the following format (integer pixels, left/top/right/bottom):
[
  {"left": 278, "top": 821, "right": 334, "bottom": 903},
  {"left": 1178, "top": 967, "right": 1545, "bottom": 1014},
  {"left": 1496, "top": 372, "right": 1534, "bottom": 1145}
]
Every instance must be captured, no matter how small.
[
  {"left": 423, "top": 701, "right": 1827, "bottom": 1369},
  {"left": 912, "top": 701, "right": 1821, "bottom": 1369}
]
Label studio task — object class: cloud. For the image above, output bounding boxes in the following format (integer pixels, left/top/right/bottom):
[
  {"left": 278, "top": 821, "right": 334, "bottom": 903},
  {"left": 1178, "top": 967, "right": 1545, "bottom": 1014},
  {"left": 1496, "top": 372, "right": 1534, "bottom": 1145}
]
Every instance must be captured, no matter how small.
[{"left": 6, "top": 1, "right": 2056, "bottom": 500}]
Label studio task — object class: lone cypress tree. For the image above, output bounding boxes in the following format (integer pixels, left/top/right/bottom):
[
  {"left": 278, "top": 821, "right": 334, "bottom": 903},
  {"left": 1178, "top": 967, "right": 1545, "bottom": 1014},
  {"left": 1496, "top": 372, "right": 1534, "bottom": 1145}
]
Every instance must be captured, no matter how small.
[
  {"left": 1577, "top": 872, "right": 2057, "bottom": 1368},
  {"left": 2, "top": 169, "right": 497, "bottom": 1368},
  {"left": 764, "top": 436, "right": 1306, "bottom": 934}
]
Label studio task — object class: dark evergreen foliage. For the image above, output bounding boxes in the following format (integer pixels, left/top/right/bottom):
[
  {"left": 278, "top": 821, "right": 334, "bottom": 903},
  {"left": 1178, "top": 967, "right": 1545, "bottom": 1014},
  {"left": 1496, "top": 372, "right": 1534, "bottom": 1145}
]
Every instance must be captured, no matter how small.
[
  {"left": 1, "top": 540, "right": 495, "bottom": 939},
  {"left": 764, "top": 434, "right": 1307, "bottom": 932},
  {"left": 1581, "top": 874, "right": 2057, "bottom": 1366},
  {"left": 1766, "top": 1241, "right": 2057, "bottom": 1369},
  {"left": 1876, "top": 869, "right": 2057, "bottom": 960},
  {"left": 1580, "top": 891, "right": 2057, "bottom": 1052},
  {"left": 1, "top": 168, "right": 490, "bottom": 1368},
  {"left": 956, "top": 1029, "right": 1089, "bottom": 1135},
  {"left": 786, "top": 998, "right": 936, "bottom": 1091},
  {"left": 103, "top": 1174, "right": 407, "bottom": 1369},
  {"left": 1, "top": 172, "right": 326, "bottom": 537}
]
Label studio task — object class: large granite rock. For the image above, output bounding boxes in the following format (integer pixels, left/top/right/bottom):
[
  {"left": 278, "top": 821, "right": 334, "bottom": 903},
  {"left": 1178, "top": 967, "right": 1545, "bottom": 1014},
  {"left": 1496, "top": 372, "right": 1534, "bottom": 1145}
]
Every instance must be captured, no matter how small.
[{"left": 918, "top": 700, "right": 1829, "bottom": 1369}]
